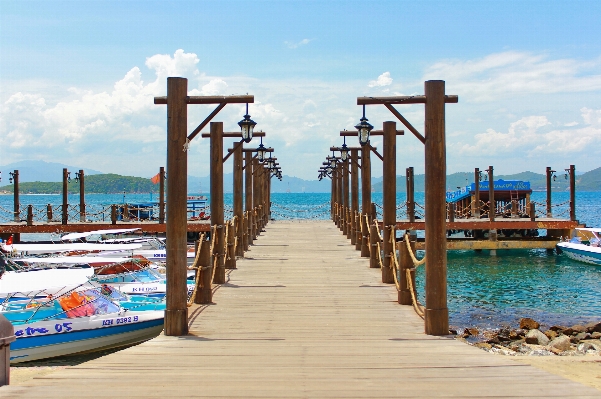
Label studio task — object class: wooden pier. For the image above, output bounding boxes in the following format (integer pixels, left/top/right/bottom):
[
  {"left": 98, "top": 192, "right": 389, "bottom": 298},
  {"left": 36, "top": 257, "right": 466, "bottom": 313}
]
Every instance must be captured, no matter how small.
[{"left": 3, "top": 221, "right": 599, "bottom": 398}]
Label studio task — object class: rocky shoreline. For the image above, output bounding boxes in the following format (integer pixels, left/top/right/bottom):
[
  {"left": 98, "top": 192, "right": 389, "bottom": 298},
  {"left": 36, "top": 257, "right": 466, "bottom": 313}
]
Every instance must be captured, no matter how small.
[{"left": 453, "top": 318, "right": 601, "bottom": 356}]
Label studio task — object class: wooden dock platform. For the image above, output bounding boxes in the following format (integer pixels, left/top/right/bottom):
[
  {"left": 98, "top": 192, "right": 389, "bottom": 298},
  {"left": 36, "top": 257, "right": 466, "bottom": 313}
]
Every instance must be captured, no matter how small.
[{"left": 2, "top": 220, "right": 599, "bottom": 398}]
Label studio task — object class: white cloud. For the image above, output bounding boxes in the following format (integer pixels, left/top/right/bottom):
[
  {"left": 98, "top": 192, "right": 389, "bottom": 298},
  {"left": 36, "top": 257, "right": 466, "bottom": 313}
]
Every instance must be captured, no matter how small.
[
  {"left": 368, "top": 72, "right": 393, "bottom": 87},
  {"left": 424, "top": 51, "right": 601, "bottom": 102},
  {"left": 285, "top": 39, "right": 312, "bottom": 49},
  {"left": 454, "top": 109, "right": 601, "bottom": 158}
]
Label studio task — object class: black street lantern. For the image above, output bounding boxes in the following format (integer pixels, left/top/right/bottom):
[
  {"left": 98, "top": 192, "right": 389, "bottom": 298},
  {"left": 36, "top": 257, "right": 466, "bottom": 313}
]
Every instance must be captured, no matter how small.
[
  {"left": 257, "top": 137, "right": 267, "bottom": 162},
  {"left": 355, "top": 104, "right": 373, "bottom": 146},
  {"left": 340, "top": 137, "right": 349, "bottom": 161},
  {"left": 238, "top": 103, "right": 257, "bottom": 143}
]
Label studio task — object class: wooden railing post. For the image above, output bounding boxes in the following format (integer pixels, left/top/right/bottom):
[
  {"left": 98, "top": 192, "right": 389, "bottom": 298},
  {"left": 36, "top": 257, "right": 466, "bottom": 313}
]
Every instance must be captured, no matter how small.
[
  {"left": 62, "top": 168, "right": 69, "bottom": 225},
  {"left": 159, "top": 166, "right": 165, "bottom": 224},
  {"left": 398, "top": 234, "right": 414, "bottom": 305},
  {"left": 12, "top": 170, "right": 19, "bottom": 223},
  {"left": 225, "top": 222, "right": 236, "bottom": 269},
  {"left": 123, "top": 204, "right": 130, "bottom": 222},
  {"left": 569, "top": 164, "right": 576, "bottom": 221},
  {"left": 26, "top": 205, "right": 33, "bottom": 226},
  {"left": 78, "top": 169, "right": 85, "bottom": 222},
  {"left": 369, "top": 220, "right": 379, "bottom": 269},
  {"left": 210, "top": 121, "right": 226, "bottom": 285},
  {"left": 46, "top": 204, "right": 53, "bottom": 223},
  {"left": 530, "top": 202, "right": 536, "bottom": 222},
  {"left": 196, "top": 234, "right": 213, "bottom": 304},
  {"left": 111, "top": 204, "right": 117, "bottom": 225}
]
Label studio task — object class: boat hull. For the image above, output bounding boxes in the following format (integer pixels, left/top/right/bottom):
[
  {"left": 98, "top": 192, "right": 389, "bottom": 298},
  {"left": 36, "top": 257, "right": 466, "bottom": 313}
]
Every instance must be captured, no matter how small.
[
  {"left": 556, "top": 242, "right": 601, "bottom": 266},
  {"left": 9, "top": 311, "right": 164, "bottom": 363}
]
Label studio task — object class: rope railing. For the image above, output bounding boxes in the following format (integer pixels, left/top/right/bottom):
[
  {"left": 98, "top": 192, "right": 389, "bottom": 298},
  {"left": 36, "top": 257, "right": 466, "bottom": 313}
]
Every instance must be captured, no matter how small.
[{"left": 402, "top": 232, "right": 426, "bottom": 319}]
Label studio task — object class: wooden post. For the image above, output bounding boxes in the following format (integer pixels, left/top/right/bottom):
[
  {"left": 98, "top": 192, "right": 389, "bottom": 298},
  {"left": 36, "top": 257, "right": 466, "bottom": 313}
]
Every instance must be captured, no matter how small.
[
  {"left": 398, "top": 233, "right": 414, "bottom": 305},
  {"left": 361, "top": 145, "right": 371, "bottom": 257},
  {"left": 245, "top": 152, "right": 254, "bottom": 247},
  {"left": 233, "top": 144, "right": 244, "bottom": 257},
  {"left": 196, "top": 235, "right": 213, "bottom": 304},
  {"left": 342, "top": 158, "right": 349, "bottom": 236},
  {"left": 252, "top": 158, "right": 260, "bottom": 238},
  {"left": 123, "top": 204, "right": 130, "bottom": 222},
  {"left": 350, "top": 149, "right": 359, "bottom": 245},
  {"left": 330, "top": 175, "right": 335, "bottom": 220},
  {"left": 242, "top": 212, "right": 248, "bottom": 251},
  {"left": 111, "top": 204, "right": 117, "bottom": 225},
  {"left": 424, "top": 80, "right": 449, "bottom": 336},
  {"left": 12, "top": 170, "right": 19, "bottom": 222},
  {"left": 78, "top": 170, "right": 85, "bottom": 222},
  {"left": 406, "top": 167, "right": 415, "bottom": 223},
  {"left": 62, "top": 168, "right": 69, "bottom": 225},
  {"left": 46, "top": 204, "right": 52, "bottom": 223},
  {"left": 369, "top": 220, "right": 379, "bottom": 269},
  {"left": 530, "top": 202, "right": 536, "bottom": 221},
  {"left": 474, "top": 168, "right": 480, "bottom": 218},
  {"left": 338, "top": 164, "right": 344, "bottom": 232},
  {"left": 165, "top": 77, "right": 189, "bottom": 336},
  {"left": 210, "top": 122, "right": 226, "bottom": 285},
  {"left": 488, "top": 166, "right": 494, "bottom": 222},
  {"left": 159, "top": 166, "right": 165, "bottom": 224},
  {"left": 26, "top": 205, "right": 33, "bottom": 226},
  {"left": 546, "top": 166, "right": 553, "bottom": 217},
  {"left": 448, "top": 202, "right": 455, "bottom": 223},
  {"left": 569, "top": 165, "right": 576, "bottom": 221},
  {"left": 225, "top": 222, "right": 236, "bottom": 269},
  {"left": 382, "top": 121, "right": 396, "bottom": 284}
]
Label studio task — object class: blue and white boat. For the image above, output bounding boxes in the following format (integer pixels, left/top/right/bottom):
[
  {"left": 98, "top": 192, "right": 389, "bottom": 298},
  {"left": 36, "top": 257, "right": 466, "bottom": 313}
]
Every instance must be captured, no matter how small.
[
  {"left": 556, "top": 228, "right": 601, "bottom": 266},
  {"left": 0, "top": 267, "right": 165, "bottom": 363}
]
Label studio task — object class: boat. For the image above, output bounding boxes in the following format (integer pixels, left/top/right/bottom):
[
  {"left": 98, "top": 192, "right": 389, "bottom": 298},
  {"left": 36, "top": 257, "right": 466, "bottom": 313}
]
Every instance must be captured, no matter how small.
[
  {"left": 556, "top": 228, "right": 601, "bottom": 266},
  {"left": 1, "top": 277, "right": 164, "bottom": 363}
]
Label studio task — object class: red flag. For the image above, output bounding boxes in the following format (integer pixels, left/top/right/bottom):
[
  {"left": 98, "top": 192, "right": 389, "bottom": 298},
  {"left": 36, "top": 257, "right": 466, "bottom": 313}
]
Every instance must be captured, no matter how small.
[
  {"left": 6, "top": 235, "right": 13, "bottom": 245},
  {"left": 150, "top": 173, "right": 161, "bottom": 184}
]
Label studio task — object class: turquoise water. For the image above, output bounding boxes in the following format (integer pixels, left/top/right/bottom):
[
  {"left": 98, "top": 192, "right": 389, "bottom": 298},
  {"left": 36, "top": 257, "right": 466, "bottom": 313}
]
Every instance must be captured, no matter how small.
[{"left": 1, "top": 190, "right": 600, "bottom": 330}]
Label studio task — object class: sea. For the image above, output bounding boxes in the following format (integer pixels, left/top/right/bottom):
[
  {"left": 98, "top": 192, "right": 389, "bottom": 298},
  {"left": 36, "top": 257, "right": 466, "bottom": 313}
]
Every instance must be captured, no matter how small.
[{"left": 1, "top": 190, "right": 601, "bottom": 331}]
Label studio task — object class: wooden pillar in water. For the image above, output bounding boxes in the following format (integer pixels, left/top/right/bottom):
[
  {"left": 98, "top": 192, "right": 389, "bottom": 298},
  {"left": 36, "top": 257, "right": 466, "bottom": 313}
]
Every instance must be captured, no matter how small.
[
  {"left": 62, "top": 168, "right": 69, "bottom": 225},
  {"left": 474, "top": 168, "right": 480, "bottom": 218},
  {"left": 233, "top": 144, "right": 244, "bottom": 257},
  {"left": 245, "top": 152, "right": 253, "bottom": 246},
  {"left": 382, "top": 121, "right": 396, "bottom": 284},
  {"left": 78, "top": 170, "right": 85, "bottom": 222},
  {"left": 546, "top": 166, "right": 553, "bottom": 217},
  {"left": 360, "top": 145, "right": 371, "bottom": 257},
  {"left": 159, "top": 166, "right": 165, "bottom": 224},
  {"left": 488, "top": 166, "right": 495, "bottom": 222},
  {"left": 350, "top": 149, "right": 359, "bottom": 245},
  {"left": 210, "top": 122, "right": 226, "bottom": 285},
  {"left": 569, "top": 165, "right": 576, "bottom": 221},
  {"left": 12, "top": 170, "right": 19, "bottom": 222},
  {"left": 424, "top": 80, "right": 448, "bottom": 336},
  {"left": 406, "top": 167, "right": 415, "bottom": 222},
  {"left": 165, "top": 77, "right": 189, "bottom": 336}
]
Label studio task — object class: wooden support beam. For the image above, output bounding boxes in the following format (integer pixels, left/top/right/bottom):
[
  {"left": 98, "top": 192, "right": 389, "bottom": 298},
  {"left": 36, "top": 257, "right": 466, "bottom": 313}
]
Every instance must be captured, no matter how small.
[
  {"left": 165, "top": 77, "right": 189, "bottom": 336},
  {"left": 381, "top": 121, "right": 396, "bottom": 284},
  {"left": 350, "top": 149, "right": 359, "bottom": 246},
  {"left": 360, "top": 144, "right": 371, "bottom": 257},
  {"left": 245, "top": 151, "right": 254, "bottom": 246},
  {"left": 210, "top": 122, "right": 226, "bottom": 284},
  {"left": 423, "top": 80, "right": 449, "bottom": 336},
  {"left": 234, "top": 143, "right": 244, "bottom": 257},
  {"left": 384, "top": 104, "right": 426, "bottom": 144},
  {"left": 357, "top": 95, "right": 458, "bottom": 104},
  {"left": 62, "top": 168, "right": 69, "bottom": 225},
  {"left": 154, "top": 95, "right": 254, "bottom": 105},
  {"left": 78, "top": 170, "right": 85, "bottom": 222},
  {"left": 159, "top": 167, "right": 165, "bottom": 224},
  {"left": 12, "top": 170, "right": 19, "bottom": 223}
]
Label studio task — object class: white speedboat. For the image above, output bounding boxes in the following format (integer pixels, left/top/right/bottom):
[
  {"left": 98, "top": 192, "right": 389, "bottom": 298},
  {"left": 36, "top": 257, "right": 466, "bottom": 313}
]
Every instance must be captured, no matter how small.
[{"left": 556, "top": 228, "right": 601, "bottom": 266}]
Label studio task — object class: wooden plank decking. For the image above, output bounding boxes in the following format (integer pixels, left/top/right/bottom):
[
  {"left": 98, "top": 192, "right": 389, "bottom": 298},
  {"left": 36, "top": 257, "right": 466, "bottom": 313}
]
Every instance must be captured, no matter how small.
[{"left": 2, "top": 220, "right": 599, "bottom": 398}]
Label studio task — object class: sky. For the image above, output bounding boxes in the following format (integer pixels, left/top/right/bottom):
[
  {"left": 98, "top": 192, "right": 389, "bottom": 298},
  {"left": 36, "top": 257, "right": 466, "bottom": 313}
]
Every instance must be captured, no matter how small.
[{"left": 1, "top": 0, "right": 600, "bottom": 181}]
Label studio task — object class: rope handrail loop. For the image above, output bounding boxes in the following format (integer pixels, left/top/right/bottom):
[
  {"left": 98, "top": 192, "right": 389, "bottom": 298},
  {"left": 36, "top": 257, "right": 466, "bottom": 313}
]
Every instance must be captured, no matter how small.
[{"left": 186, "top": 233, "right": 206, "bottom": 307}]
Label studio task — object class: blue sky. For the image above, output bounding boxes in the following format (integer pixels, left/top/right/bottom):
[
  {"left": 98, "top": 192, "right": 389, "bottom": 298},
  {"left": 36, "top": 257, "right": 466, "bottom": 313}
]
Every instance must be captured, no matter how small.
[{"left": 1, "top": 0, "right": 600, "bottom": 180}]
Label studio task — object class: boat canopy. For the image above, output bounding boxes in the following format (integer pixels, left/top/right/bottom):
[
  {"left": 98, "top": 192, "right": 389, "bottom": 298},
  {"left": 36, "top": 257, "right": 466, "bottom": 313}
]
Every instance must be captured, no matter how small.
[
  {"left": 61, "top": 228, "right": 141, "bottom": 241},
  {"left": 2, "top": 243, "right": 143, "bottom": 254},
  {"left": 0, "top": 268, "right": 94, "bottom": 295}
]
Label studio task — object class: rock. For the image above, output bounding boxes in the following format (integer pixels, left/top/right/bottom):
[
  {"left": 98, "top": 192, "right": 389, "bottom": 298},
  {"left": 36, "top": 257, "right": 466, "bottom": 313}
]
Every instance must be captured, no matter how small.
[
  {"left": 571, "top": 324, "right": 587, "bottom": 333},
  {"left": 571, "top": 336, "right": 581, "bottom": 344},
  {"left": 585, "top": 322, "right": 601, "bottom": 333},
  {"left": 507, "top": 339, "right": 525, "bottom": 352},
  {"left": 474, "top": 342, "right": 492, "bottom": 350},
  {"left": 529, "top": 349, "right": 555, "bottom": 356},
  {"left": 578, "top": 342, "right": 597, "bottom": 353},
  {"left": 487, "top": 336, "right": 501, "bottom": 345},
  {"left": 463, "top": 327, "right": 479, "bottom": 336},
  {"left": 591, "top": 332, "right": 601, "bottom": 339},
  {"left": 520, "top": 318, "right": 540, "bottom": 330},
  {"left": 562, "top": 327, "right": 576, "bottom": 336},
  {"left": 525, "top": 329, "right": 550, "bottom": 346},
  {"left": 547, "top": 335, "right": 572, "bottom": 352},
  {"left": 549, "top": 325, "right": 567, "bottom": 333},
  {"left": 544, "top": 330, "right": 558, "bottom": 340},
  {"left": 449, "top": 329, "right": 458, "bottom": 335},
  {"left": 575, "top": 332, "right": 591, "bottom": 341},
  {"left": 509, "top": 329, "right": 524, "bottom": 340}
]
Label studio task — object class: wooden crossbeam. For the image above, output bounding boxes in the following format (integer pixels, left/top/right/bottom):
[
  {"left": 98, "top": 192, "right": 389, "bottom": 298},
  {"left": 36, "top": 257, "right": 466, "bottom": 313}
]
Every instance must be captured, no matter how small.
[
  {"left": 154, "top": 95, "right": 254, "bottom": 105},
  {"left": 357, "top": 95, "right": 458, "bottom": 104}
]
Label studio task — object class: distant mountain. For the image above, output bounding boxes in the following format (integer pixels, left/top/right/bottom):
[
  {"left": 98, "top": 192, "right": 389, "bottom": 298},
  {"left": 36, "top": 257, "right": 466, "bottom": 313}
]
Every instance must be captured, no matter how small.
[
  {"left": 371, "top": 168, "right": 601, "bottom": 192},
  {"left": 0, "top": 174, "right": 159, "bottom": 194},
  {"left": 0, "top": 160, "right": 103, "bottom": 183}
]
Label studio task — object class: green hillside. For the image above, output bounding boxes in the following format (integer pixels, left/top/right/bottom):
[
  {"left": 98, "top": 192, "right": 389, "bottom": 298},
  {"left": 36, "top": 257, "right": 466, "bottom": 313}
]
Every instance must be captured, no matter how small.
[
  {"left": 0, "top": 174, "right": 159, "bottom": 194},
  {"left": 371, "top": 167, "right": 601, "bottom": 192}
]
